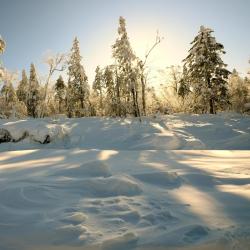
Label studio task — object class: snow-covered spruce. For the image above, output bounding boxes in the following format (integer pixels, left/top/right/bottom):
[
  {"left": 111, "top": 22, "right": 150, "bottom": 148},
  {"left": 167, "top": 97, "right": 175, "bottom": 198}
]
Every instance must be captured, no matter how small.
[{"left": 182, "top": 26, "right": 230, "bottom": 114}]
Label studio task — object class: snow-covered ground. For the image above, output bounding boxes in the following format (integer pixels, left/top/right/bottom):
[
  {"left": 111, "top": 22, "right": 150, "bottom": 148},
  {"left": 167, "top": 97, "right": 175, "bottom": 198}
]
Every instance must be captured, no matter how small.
[
  {"left": 0, "top": 112, "right": 250, "bottom": 151},
  {"left": 0, "top": 113, "right": 250, "bottom": 250}
]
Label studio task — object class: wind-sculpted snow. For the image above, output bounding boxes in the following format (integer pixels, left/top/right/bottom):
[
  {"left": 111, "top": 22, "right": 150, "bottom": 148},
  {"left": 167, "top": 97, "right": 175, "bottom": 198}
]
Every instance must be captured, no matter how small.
[
  {"left": 52, "top": 160, "right": 112, "bottom": 178},
  {"left": 0, "top": 112, "right": 249, "bottom": 151},
  {"left": 0, "top": 114, "right": 250, "bottom": 249},
  {"left": 0, "top": 150, "right": 250, "bottom": 249}
]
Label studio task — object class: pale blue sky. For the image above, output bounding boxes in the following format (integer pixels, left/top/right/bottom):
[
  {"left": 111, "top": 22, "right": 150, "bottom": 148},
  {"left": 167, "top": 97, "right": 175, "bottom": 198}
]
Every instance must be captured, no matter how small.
[{"left": 0, "top": 0, "right": 250, "bottom": 84}]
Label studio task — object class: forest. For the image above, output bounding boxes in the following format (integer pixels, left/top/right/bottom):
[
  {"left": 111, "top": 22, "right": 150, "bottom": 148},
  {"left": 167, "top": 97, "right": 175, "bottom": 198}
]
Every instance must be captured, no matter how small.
[{"left": 1, "top": 16, "right": 249, "bottom": 120}]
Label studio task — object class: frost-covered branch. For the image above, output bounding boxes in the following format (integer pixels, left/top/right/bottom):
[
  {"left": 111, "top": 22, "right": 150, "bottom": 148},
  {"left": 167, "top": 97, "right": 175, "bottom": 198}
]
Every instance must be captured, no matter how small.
[{"left": 40, "top": 52, "right": 67, "bottom": 117}]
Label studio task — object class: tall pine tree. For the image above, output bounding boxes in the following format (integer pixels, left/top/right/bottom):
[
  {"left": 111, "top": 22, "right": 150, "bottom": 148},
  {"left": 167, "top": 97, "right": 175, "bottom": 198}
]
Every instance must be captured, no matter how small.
[
  {"left": 112, "top": 17, "right": 140, "bottom": 117},
  {"left": 183, "top": 26, "right": 230, "bottom": 114},
  {"left": 17, "top": 69, "right": 29, "bottom": 105},
  {"left": 27, "top": 63, "right": 40, "bottom": 118},
  {"left": 103, "top": 65, "right": 117, "bottom": 116},
  {"left": 55, "top": 75, "right": 66, "bottom": 113},
  {"left": 93, "top": 66, "right": 104, "bottom": 114},
  {"left": 67, "top": 37, "right": 89, "bottom": 117}
]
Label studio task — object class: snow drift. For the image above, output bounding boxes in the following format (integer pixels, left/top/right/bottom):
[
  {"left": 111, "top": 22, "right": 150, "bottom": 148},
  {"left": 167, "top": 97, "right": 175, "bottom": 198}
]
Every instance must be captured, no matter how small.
[
  {"left": 0, "top": 112, "right": 249, "bottom": 150},
  {"left": 0, "top": 119, "right": 67, "bottom": 144}
]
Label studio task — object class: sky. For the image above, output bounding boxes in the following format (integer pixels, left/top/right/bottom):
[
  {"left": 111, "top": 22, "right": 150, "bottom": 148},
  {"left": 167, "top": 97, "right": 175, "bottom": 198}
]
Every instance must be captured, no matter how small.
[{"left": 0, "top": 0, "right": 250, "bottom": 86}]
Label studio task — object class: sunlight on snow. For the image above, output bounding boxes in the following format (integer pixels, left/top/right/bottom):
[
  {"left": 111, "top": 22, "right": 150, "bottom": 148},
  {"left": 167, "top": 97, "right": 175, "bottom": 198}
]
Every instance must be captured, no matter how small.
[
  {"left": 173, "top": 185, "right": 234, "bottom": 227},
  {"left": 98, "top": 150, "right": 118, "bottom": 161},
  {"left": 217, "top": 185, "right": 250, "bottom": 201}
]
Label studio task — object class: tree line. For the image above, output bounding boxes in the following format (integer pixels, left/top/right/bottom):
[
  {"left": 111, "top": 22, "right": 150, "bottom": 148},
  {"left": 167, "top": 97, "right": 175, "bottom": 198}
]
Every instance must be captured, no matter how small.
[{"left": 0, "top": 17, "right": 250, "bottom": 119}]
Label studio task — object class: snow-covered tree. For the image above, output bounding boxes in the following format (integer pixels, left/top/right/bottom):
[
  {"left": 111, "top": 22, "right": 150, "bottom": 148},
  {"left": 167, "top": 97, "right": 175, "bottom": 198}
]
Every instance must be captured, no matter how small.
[
  {"left": 93, "top": 66, "right": 104, "bottom": 115},
  {"left": 112, "top": 16, "right": 140, "bottom": 118},
  {"left": 0, "top": 81, "right": 17, "bottom": 118},
  {"left": 103, "top": 65, "right": 117, "bottom": 116},
  {"left": 1, "top": 81, "right": 17, "bottom": 104},
  {"left": 40, "top": 52, "right": 66, "bottom": 117},
  {"left": 55, "top": 75, "right": 66, "bottom": 113},
  {"left": 228, "top": 69, "right": 249, "bottom": 112},
  {"left": 0, "top": 36, "right": 5, "bottom": 54},
  {"left": 178, "top": 66, "right": 190, "bottom": 99},
  {"left": 138, "top": 32, "right": 162, "bottom": 115},
  {"left": 0, "top": 36, "right": 6, "bottom": 80},
  {"left": 67, "top": 37, "right": 89, "bottom": 117},
  {"left": 183, "top": 26, "right": 230, "bottom": 114},
  {"left": 16, "top": 69, "right": 29, "bottom": 105},
  {"left": 27, "top": 63, "right": 41, "bottom": 118},
  {"left": 0, "top": 69, "right": 27, "bottom": 118}
]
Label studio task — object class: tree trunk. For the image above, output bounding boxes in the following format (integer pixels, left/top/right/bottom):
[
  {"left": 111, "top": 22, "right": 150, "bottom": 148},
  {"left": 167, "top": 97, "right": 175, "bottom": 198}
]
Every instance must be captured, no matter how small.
[
  {"left": 100, "top": 89, "right": 103, "bottom": 116},
  {"left": 59, "top": 98, "right": 62, "bottom": 113},
  {"left": 131, "top": 80, "right": 141, "bottom": 121},
  {"left": 207, "top": 76, "right": 215, "bottom": 114},
  {"left": 135, "top": 85, "right": 141, "bottom": 122},
  {"left": 115, "top": 70, "right": 121, "bottom": 117},
  {"left": 209, "top": 98, "right": 214, "bottom": 114},
  {"left": 141, "top": 74, "right": 146, "bottom": 116}
]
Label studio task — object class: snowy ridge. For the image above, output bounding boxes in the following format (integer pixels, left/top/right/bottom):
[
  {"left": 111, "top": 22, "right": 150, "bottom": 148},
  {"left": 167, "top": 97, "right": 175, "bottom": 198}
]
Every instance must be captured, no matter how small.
[{"left": 0, "top": 113, "right": 250, "bottom": 150}]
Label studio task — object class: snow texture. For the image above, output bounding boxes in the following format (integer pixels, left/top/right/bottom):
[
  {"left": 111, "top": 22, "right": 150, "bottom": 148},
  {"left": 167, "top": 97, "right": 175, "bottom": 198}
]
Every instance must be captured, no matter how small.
[
  {"left": 0, "top": 112, "right": 249, "bottom": 150},
  {"left": 0, "top": 113, "right": 249, "bottom": 250}
]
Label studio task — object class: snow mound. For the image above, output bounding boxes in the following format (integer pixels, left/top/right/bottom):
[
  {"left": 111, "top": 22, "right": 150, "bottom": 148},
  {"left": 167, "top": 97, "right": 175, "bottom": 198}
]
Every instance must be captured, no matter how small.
[
  {"left": 81, "top": 176, "right": 142, "bottom": 197},
  {"left": 0, "top": 120, "right": 67, "bottom": 144},
  {"left": 0, "top": 128, "right": 11, "bottom": 143},
  {"left": 104, "top": 210, "right": 141, "bottom": 223},
  {"left": 149, "top": 224, "right": 210, "bottom": 247},
  {"left": 30, "top": 123, "right": 66, "bottom": 143},
  {"left": 183, "top": 224, "right": 210, "bottom": 243},
  {"left": 61, "top": 212, "right": 88, "bottom": 225},
  {"left": 141, "top": 210, "right": 178, "bottom": 225},
  {"left": 102, "top": 232, "right": 138, "bottom": 250},
  {"left": 53, "top": 160, "right": 111, "bottom": 178},
  {"left": 133, "top": 171, "right": 182, "bottom": 188},
  {"left": 56, "top": 176, "right": 142, "bottom": 197},
  {"left": 52, "top": 224, "right": 91, "bottom": 245}
]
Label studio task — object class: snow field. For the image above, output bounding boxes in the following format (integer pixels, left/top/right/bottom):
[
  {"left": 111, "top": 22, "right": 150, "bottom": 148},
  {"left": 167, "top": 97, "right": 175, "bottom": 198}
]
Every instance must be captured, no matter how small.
[
  {"left": 0, "top": 113, "right": 250, "bottom": 249},
  {"left": 0, "top": 149, "right": 250, "bottom": 249}
]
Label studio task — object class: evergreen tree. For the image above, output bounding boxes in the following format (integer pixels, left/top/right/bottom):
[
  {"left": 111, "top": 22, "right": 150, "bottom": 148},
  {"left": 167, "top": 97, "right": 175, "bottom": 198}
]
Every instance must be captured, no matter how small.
[
  {"left": 103, "top": 65, "right": 117, "bottom": 116},
  {"left": 178, "top": 66, "right": 190, "bottom": 99},
  {"left": 16, "top": 69, "right": 29, "bottom": 105},
  {"left": 67, "top": 37, "right": 89, "bottom": 117},
  {"left": 1, "top": 82, "right": 17, "bottom": 104},
  {"left": 183, "top": 26, "right": 230, "bottom": 114},
  {"left": 55, "top": 75, "right": 66, "bottom": 113},
  {"left": 0, "top": 81, "right": 23, "bottom": 118},
  {"left": 112, "top": 16, "right": 140, "bottom": 117},
  {"left": 93, "top": 66, "right": 104, "bottom": 114},
  {"left": 27, "top": 63, "right": 40, "bottom": 118},
  {"left": 228, "top": 69, "right": 249, "bottom": 112}
]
